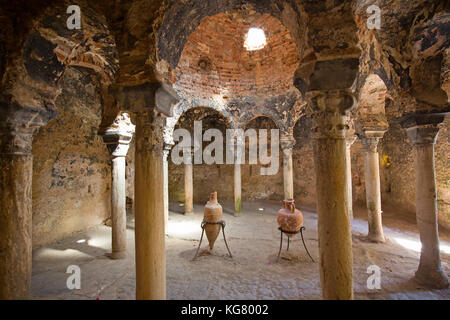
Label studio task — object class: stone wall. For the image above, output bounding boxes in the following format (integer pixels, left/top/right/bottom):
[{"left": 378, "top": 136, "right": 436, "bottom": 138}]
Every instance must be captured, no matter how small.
[
  {"left": 32, "top": 68, "right": 111, "bottom": 248},
  {"left": 380, "top": 117, "right": 450, "bottom": 230}
]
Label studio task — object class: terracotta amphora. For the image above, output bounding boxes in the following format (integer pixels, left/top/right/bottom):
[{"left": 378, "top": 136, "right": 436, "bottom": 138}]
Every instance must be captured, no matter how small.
[
  {"left": 277, "top": 199, "right": 303, "bottom": 237},
  {"left": 203, "top": 192, "right": 223, "bottom": 249}
]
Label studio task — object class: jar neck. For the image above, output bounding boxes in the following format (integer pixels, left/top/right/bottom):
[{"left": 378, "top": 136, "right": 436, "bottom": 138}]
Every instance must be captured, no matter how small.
[
  {"left": 209, "top": 192, "right": 218, "bottom": 203},
  {"left": 283, "top": 199, "right": 295, "bottom": 212}
]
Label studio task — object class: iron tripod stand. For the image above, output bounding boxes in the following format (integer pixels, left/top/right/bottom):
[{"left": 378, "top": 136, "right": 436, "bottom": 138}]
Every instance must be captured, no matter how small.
[
  {"left": 277, "top": 226, "right": 315, "bottom": 263},
  {"left": 192, "top": 220, "right": 233, "bottom": 260}
]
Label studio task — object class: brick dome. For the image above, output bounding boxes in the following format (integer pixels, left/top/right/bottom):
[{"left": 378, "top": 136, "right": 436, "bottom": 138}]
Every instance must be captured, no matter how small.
[{"left": 173, "top": 11, "right": 300, "bottom": 101}]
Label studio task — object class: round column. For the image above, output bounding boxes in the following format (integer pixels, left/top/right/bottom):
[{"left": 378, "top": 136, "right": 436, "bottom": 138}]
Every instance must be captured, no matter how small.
[
  {"left": 234, "top": 162, "right": 242, "bottom": 216},
  {"left": 280, "top": 135, "right": 295, "bottom": 200},
  {"left": 134, "top": 112, "right": 166, "bottom": 299},
  {"left": 184, "top": 148, "right": 194, "bottom": 215},
  {"left": 404, "top": 116, "right": 449, "bottom": 289},
  {"left": 309, "top": 90, "right": 354, "bottom": 300},
  {"left": 345, "top": 136, "right": 356, "bottom": 219},
  {"left": 163, "top": 144, "right": 172, "bottom": 232},
  {"left": 102, "top": 113, "right": 135, "bottom": 259},
  {"left": 361, "top": 131, "right": 386, "bottom": 243},
  {"left": 0, "top": 128, "right": 34, "bottom": 299}
]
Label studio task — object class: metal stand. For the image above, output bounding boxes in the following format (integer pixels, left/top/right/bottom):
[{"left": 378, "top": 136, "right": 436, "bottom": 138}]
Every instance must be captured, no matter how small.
[
  {"left": 192, "top": 220, "right": 233, "bottom": 260},
  {"left": 277, "top": 226, "right": 315, "bottom": 263}
]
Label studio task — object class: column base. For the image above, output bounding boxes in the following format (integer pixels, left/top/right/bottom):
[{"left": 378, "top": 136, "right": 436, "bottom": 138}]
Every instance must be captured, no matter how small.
[
  {"left": 368, "top": 233, "right": 385, "bottom": 243},
  {"left": 414, "top": 268, "right": 449, "bottom": 289},
  {"left": 233, "top": 212, "right": 242, "bottom": 217},
  {"left": 110, "top": 251, "right": 127, "bottom": 260},
  {"left": 184, "top": 210, "right": 194, "bottom": 216}
]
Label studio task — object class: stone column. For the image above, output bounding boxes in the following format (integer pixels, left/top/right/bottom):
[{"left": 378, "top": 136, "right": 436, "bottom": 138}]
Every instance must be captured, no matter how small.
[
  {"left": 345, "top": 136, "right": 356, "bottom": 219},
  {"left": 309, "top": 90, "right": 354, "bottom": 300},
  {"left": 360, "top": 130, "right": 386, "bottom": 243},
  {"left": 233, "top": 141, "right": 244, "bottom": 216},
  {"left": 403, "top": 115, "right": 449, "bottom": 289},
  {"left": 163, "top": 144, "right": 172, "bottom": 232},
  {"left": 134, "top": 111, "right": 166, "bottom": 299},
  {"left": 183, "top": 147, "right": 194, "bottom": 215},
  {"left": 0, "top": 127, "right": 34, "bottom": 299},
  {"left": 280, "top": 135, "right": 295, "bottom": 200},
  {"left": 101, "top": 113, "right": 135, "bottom": 259},
  {"left": 234, "top": 162, "right": 242, "bottom": 216}
]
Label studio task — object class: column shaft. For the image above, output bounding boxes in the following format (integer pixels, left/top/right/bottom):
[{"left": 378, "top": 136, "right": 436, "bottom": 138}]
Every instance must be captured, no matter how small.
[
  {"left": 281, "top": 136, "right": 295, "bottom": 200},
  {"left": 163, "top": 148, "right": 170, "bottom": 232},
  {"left": 0, "top": 153, "right": 33, "bottom": 299},
  {"left": 414, "top": 142, "right": 448, "bottom": 288},
  {"left": 134, "top": 113, "right": 166, "bottom": 299},
  {"left": 234, "top": 163, "right": 242, "bottom": 215},
  {"left": 310, "top": 90, "right": 354, "bottom": 300},
  {"left": 403, "top": 116, "right": 448, "bottom": 289},
  {"left": 283, "top": 151, "right": 294, "bottom": 199},
  {"left": 314, "top": 137, "right": 353, "bottom": 299},
  {"left": 345, "top": 140, "right": 354, "bottom": 219},
  {"left": 361, "top": 134, "right": 385, "bottom": 243},
  {"left": 184, "top": 162, "right": 193, "bottom": 215},
  {"left": 111, "top": 156, "right": 127, "bottom": 258}
]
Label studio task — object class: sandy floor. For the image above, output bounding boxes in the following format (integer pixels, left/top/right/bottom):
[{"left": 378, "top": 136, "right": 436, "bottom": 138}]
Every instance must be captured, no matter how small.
[{"left": 31, "top": 200, "right": 450, "bottom": 300}]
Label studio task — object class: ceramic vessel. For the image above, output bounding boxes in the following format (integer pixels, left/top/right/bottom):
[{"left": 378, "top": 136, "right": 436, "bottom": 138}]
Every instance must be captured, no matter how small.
[
  {"left": 277, "top": 199, "right": 303, "bottom": 237},
  {"left": 203, "top": 192, "right": 223, "bottom": 249}
]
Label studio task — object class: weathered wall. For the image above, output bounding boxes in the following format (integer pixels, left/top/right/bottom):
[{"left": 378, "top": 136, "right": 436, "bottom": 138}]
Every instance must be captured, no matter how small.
[
  {"left": 381, "top": 116, "right": 450, "bottom": 230},
  {"left": 242, "top": 117, "right": 283, "bottom": 201},
  {"left": 293, "top": 116, "right": 315, "bottom": 208},
  {"left": 32, "top": 68, "right": 111, "bottom": 248}
]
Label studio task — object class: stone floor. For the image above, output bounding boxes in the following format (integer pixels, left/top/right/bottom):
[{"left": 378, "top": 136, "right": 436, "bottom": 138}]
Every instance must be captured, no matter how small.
[{"left": 31, "top": 200, "right": 450, "bottom": 300}]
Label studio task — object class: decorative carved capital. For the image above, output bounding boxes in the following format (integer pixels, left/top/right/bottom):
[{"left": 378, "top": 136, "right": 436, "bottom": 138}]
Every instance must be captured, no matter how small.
[
  {"left": 307, "top": 90, "right": 355, "bottom": 139},
  {"left": 359, "top": 130, "right": 386, "bottom": 153},
  {"left": 135, "top": 110, "right": 166, "bottom": 157},
  {"left": 0, "top": 100, "right": 57, "bottom": 156},
  {"left": 101, "top": 113, "right": 135, "bottom": 158},
  {"left": 0, "top": 128, "right": 35, "bottom": 156}
]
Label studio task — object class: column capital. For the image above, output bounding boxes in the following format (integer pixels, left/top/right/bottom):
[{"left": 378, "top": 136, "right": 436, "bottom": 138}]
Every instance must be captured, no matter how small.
[
  {"left": 163, "top": 143, "right": 174, "bottom": 158},
  {"left": 135, "top": 110, "right": 166, "bottom": 157},
  {"left": 400, "top": 113, "right": 445, "bottom": 145},
  {"left": 0, "top": 100, "right": 57, "bottom": 156},
  {"left": 101, "top": 113, "right": 135, "bottom": 158},
  {"left": 307, "top": 90, "right": 355, "bottom": 139},
  {"left": 358, "top": 129, "right": 386, "bottom": 153},
  {"left": 0, "top": 127, "right": 35, "bottom": 156},
  {"left": 280, "top": 135, "right": 296, "bottom": 150}
]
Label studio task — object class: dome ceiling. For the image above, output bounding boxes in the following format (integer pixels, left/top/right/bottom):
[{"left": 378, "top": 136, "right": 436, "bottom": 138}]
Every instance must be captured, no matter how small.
[{"left": 173, "top": 10, "right": 300, "bottom": 102}]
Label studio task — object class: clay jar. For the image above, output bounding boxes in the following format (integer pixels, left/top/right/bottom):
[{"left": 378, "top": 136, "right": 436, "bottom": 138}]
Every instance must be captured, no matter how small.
[
  {"left": 277, "top": 199, "right": 303, "bottom": 237},
  {"left": 203, "top": 192, "right": 223, "bottom": 249}
]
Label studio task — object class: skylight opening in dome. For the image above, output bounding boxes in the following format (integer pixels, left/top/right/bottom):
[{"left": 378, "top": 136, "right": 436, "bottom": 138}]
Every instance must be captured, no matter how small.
[{"left": 244, "top": 28, "right": 267, "bottom": 51}]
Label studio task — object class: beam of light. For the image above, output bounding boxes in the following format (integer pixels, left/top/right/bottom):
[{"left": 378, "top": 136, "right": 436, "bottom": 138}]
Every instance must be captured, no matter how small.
[
  {"left": 167, "top": 220, "right": 201, "bottom": 239},
  {"left": 393, "top": 237, "right": 450, "bottom": 254}
]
